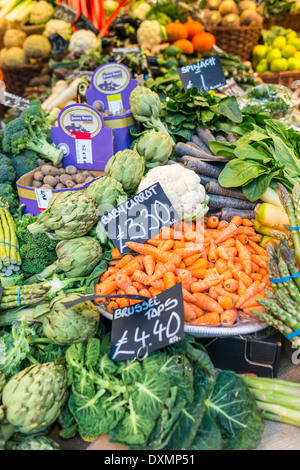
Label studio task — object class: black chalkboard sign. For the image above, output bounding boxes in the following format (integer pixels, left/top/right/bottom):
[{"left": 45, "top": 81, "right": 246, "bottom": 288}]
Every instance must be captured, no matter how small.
[
  {"left": 100, "top": 183, "right": 180, "bottom": 255},
  {"left": 54, "top": 3, "right": 78, "bottom": 23},
  {"left": 0, "top": 91, "right": 29, "bottom": 110},
  {"left": 110, "top": 284, "right": 185, "bottom": 362},
  {"left": 177, "top": 55, "right": 226, "bottom": 93},
  {"left": 49, "top": 33, "right": 69, "bottom": 56},
  {"left": 73, "top": 13, "right": 99, "bottom": 35}
]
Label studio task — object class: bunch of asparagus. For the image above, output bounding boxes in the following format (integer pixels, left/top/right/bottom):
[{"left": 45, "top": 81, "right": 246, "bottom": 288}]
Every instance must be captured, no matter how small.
[
  {"left": 278, "top": 182, "right": 300, "bottom": 269},
  {"left": 0, "top": 203, "right": 21, "bottom": 277},
  {"left": 252, "top": 240, "right": 300, "bottom": 349},
  {"left": 244, "top": 375, "right": 300, "bottom": 427}
]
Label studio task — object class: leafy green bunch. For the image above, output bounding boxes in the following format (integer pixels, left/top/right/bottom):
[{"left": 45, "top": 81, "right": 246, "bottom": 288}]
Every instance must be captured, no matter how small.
[{"left": 65, "top": 332, "right": 263, "bottom": 450}]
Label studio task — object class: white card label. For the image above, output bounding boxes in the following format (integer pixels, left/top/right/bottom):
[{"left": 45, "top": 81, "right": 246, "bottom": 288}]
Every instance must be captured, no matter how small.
[{"left": 35, "top": 189, "right": 53, "bottom": 211}]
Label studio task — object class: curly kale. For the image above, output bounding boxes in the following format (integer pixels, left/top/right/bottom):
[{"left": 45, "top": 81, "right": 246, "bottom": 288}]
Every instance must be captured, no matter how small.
[
  {"left": 16, "top": 215, "right": 58, "bottom": 280},
  {"left": 3, "top": 101, "right": 63, "bottom": 165},
  {"left": 11, "top": 150, "right": 39, "bottom": 180}
]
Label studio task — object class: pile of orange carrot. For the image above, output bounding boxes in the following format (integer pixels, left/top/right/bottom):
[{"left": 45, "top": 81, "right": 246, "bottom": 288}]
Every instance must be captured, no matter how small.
[{"left": 95, "top": 215, "right": 271, "bottom": 327}]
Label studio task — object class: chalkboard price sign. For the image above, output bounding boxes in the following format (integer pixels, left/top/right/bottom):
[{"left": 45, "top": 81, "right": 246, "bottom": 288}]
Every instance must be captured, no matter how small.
[
  {"left": 73, "top": 13, "right": 99, "bottom": 35},
  {"left": 100, "top": 183, "right": 180, "bottom": 255},
  {"left": 0, "top": 90, "right": 29, "bottom": 110},
  {"left": 177, "top": 55, "right": 226, "bottom": 93},
  {"left": 54, "top": 3, "right": 78, "bottom": 23},
  {"left": 110, "top": 284, "right": 185, "bottom": 362},
  {"left": 49, "top": 33, "right": 69, "bottom": 56}
]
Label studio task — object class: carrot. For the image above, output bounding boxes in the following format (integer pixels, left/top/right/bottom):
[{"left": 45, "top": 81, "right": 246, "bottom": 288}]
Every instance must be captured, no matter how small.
[
  {"left": 236, "top": 234, "right": 248, "bottom": 245},
  {"left": 179, "top": 261, "right": 186, "bottom": 269},
  {"left": 107, "top": 301, "right": 119, "bottom": 314},
  {"left": 236, "top": 280, "right": 266, "bottom": 309},
  {"left": 190, "top": 312, "right": 220, "bottom": 326},
  {"left": 248, "top": 240, "right": 268, "bottom": 258},
  {"left": 184, "top": 230, "right": 198, "bottom": 242},
  {"left": 251, "top": 262, "right": 260, "bottom": 273},
  {"left": 238, "top": 280, "right": 247, "bottom": 297},
  {"left": 216, "top": 246, "right": 231, "bottom": 261},
  {"left": 173, "top": 248, "right": 201, "bottom": 259},
  {"left": 111, "top": 248, "right": 121, "bottom": 259},
  {"left": 192, "top": 293, "right": 224, "bottom": 314},
  {"left": 177, "top": 269, "right": 192, "bottom": 286},
  {"left": 118, "top": 297, "right": 130, "bottom": 308},
  {"left": 207, "top": 216, "right": 219, "bottom": 228},
  {"left": 251, "top": 254, "right": 267, "bottom": 269},
  {"left": 237, "top": 226, "right": 256, "bottom": 236},
  {"left": 220, "top": 309, "right": 237, "bottom": 327},
  {"left": 150, "top": 261, "right": 176, "bottom": 282},
  {"left": 125, "top": 286, "right": 140, "bottom": 305},
  {"left": 173, "top": 240, "right": 186, "bottom": 249},
  {"left": 100, "top": 271, "right": 110, "bottom": 282},
  {"left": 191, "top": 276, "right": 221, "bottom": 293},
  {"left": 184, "top": 253, "right": 201, "bottom": 267},
  {"left": 132, "top": 281, "right": 145, "bottom": 291},
  {"left": 184, "top": 301, "right": 197, "bottom": 322},
  {"left": 143, "top": 255, "right": 156, "bottom": 276},
  {"left": 242, "top": 218, "right": 254, "bottom": 226},
  {"left": 149, "top": 287, "right": 162, "bottom": 297},
  {"left": 248, "top": 235, "right": 262, "bottom": 243},
  {"left": 218, "top": 295, "right": 236, "bottom": 310},
  {"left": 116, "top": 273, "right": 132, "bottom": 291},
  {"left": 139, "top": 289, "right": 151, "bottom": 298},
  {"left": 231, "top": 215, "right": 243, "bottom": 226},
  {"left": 241, "top": 292, "right": 265, "bottom": 309},
  {"left": 189, "top": 303, "right": 204, "bottom": 318},
  {"left": 251, "top": 273, "right": 263, "bottom": 282},
  {"left": 208, "top": 238, "right": 217, "bottom": 263},
  {"left": 147, "top": 239, "right": 161, "bottom": 247},
  {"left": 187, "top": 258, "right": 209, "bottom": 271},
  {"left": 132, "top": 270, "right": 150, "bottom": 286},
  {"left": 215, "top": 258, "right": 228, "bottom": 274},
  {"left": 229, "top": 265, "right": 253, "bottom": 287},
  {"left": 223, "top": 279, "right": 239, "bottom": 292},
  {"left": 163, "top": 272, "right": 177, "bottom": 289},
  {"left": 217, "top": 220, "right": 229, "bottom": 230},
  {"left": 236, "top": 239, "right": 252, "bottom": 275},
  {"left": 222, "top": 238, "right": 237, "bottom": 248},
  {"left": 189, "top": 268, "right": 207, "bottom": 279},
  {"left": 158, "top": 239, "right": 174, "bottom": 251},
  {"left": 120, "top": 259, "right": 143, "bottom": 276},
  {"left": 149, "top": 279, "right": 165, "bottom": 291},
  {"left": 115, "top": 254, "right": 134, "bottom": 269}
]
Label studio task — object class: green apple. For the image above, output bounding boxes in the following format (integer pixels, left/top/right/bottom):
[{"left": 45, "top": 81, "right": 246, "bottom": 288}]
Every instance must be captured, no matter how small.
[
  {"left": 252, "top": 44, "right": 268, "bottom": 60},
  {"left": 256, "top": 59, "right": 269, "bottom": 73},
  {"left": 288, "top": 57, "right": 300, "bottom": 70},
  {"left": 266, "top": 48, "right": 282, "bottom": 64},
  {"left": 282, "top": 44, "right": 297, "bottom": 58},
  {"left": 272, "top": 36, "right": 287, "bottom": 49},
  {"left": 288, "top": 37, "right": 300, "bottom": 50},
  {"left": 270, "top": 58, "right": 288, "bottom": 72}
]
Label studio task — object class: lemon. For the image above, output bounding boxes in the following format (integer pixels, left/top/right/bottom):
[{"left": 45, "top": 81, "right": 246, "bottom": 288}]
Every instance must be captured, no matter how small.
[
  {"left": 256, "top": 59, "right": 269, "bottom": 73},
  {"left": 270, "top": 58, "right": 288, "bottom": 72},
  {"left": 266, "top": 48, "right": 282, "bottom": 64},
  {"left": 288, "top": 37, "right": 300, "bottom": 50},
  {"left": 272, "top": 36, "right": 287, "bottom": 49},
  {"left": 282, "top": 44, "right": 297, "bottom": 58},
  {"left": 288, "top": 57, "right": 300, "bottom": 70},
  {"left": 252, "top": 44, "right": 268, "bottom": 60},
  {"left": 285, "top": 29, "right": 297, "bottom": 39},
  {"left": 295, "top": 51, "right": 300, "bottom": 60}
]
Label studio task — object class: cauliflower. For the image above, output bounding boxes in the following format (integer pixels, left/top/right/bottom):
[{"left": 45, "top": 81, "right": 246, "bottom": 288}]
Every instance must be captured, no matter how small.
[
  {"left": 69, "top": 30, "right": 100, "bottom": 54},
  {"left": 137, "top": 20, "right": 166, "bottom": 50},
  {"left": 44, "top": 19, "right": 73, "bottom": 41},
  {"left": 0, "top": 47, "right": 27, "bottom": 67},
  {"left": 23, "top": 34, "right": 51, "bottom": 58},
  {"left": 132, "top": 1, "right": 151, "bottom": 20},
  {"left": 104, "top": 0, "right": 119, "bottom": 15},
  {"left": 29, "top": 0, "right": 54, "bottom": 25},
  {"left": 3, "top": 29, "right": 26, "bottom": 48},
  {"left": 138, "top": 164, "right": 209, "bottom": 221}
]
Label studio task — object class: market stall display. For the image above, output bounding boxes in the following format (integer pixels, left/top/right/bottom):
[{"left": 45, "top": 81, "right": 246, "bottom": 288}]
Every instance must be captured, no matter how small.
[{"left": 1, "top": 0, "right": 300, "bottom": 453}]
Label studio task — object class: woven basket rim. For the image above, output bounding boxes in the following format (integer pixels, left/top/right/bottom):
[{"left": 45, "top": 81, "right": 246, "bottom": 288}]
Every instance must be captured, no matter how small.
[
  {"left": 206, "top": 24, "right": 262, "bottom": 31},
  {"left": 1, "top": 57, "right": 50, "bottom": 71},
  {"left": 258, "top": 70, "right": 300, "bottom": 79}
]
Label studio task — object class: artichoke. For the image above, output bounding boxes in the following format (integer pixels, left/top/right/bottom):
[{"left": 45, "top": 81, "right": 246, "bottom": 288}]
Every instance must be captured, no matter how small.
[
  {"left": 105, "top": 150, "right": 145, "bottom": 195},
  {"left": 2, "top": 362, "right": 68, "bottom": 434},
  {"left": 31, "top": 236, "right": 103, "bottom": 282},
  {"left": 15, "top": 436, "right": 60, "bottom": 451},
  {"left": 85, "top": 176, "right": 127, "bottom": 215},
  {"left": 43, "top": 293, "right": 100, "bottom": 346},
  {"left": 27, "top": 192, "right": 99, "bottom": 240},
  {"left": 134, "top": 131, "right": 173, "bottom": 169},
  {"left": 129, "top": 86, "right": 173, "bottom": 140}
]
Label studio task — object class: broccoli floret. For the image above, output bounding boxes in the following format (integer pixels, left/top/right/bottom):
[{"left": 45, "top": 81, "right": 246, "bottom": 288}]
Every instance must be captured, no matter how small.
[
  {"left": 16, "top": 215, "right": 58, "bottom": 280},
  {"left": 0, "top": 153, "right": 16, "bottom": 184},
  {"left": 0, "top": 184, "right": 19, "bottom": 215},
  {"left": 3, "top": 101, "right": 63, "bottom": 165},
  {"left": 11, "top": 150, "right": 39, "bottom": 180}
]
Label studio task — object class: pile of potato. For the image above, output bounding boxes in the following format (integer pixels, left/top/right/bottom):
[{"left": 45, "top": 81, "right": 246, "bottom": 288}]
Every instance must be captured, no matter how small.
[{"left": 30, "top": 164, "right": 96, "bottom": 190}]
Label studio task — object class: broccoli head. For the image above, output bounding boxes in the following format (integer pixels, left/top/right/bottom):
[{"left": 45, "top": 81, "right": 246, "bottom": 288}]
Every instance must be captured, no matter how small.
[
  {"left": 0, "top": 153, "right": 16, "bottom": 184},
  {"left": 3, "top": 101, "right": 63, "bottom": 165},
  {"left": 16, "top": 214, "right": 58, "bottom": 280},
  {"left": 11, "top": 150, "right": 39, "bottom": 180},
  {"left": 0, "top": 184, "right": 19, "bottom": 215}
]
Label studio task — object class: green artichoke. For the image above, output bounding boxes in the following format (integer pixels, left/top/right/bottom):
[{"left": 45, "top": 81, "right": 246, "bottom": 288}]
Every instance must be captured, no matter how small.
[
  {"left": 0, "top": 372, "right": 5, "bottom": 400},
  {"left": 32, "top": 236, "right": 102, "bottom": 282},
  {"left": 85, "top": 176, "right": 127, "bottom": 215},
  {"left": 2, "top": 362, "right": 68, "bottom": 434},
  {"left": 43, "top": 293, "right": 100, "bottom": 346},
  {"left": 134, "top": 131, "right": 173, "bottom": 169},
  {"left": 27, "top": 192, "right": 99, "bottom": 240},
  {"left": 105, "top": 150, "right": 145, "bottom": 195},
  {"left": 129, "top": 86, "right": 173, "bottom": 140},
  {"left": 15, "top": 436, "right": 60, "bottom": 451}
]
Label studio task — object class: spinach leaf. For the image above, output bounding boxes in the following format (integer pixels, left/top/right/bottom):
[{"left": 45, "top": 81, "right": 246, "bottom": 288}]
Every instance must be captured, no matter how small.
[
  {"left": 205, "top": 371, "right": 264, "bottom": 450},
  {"left": 209, "top": 141, "right": 237, "bottom": 159},
  {"left": 242, "top": 172, "right": 276, "bottom": 201},
  {"left": 217, "top": 96, "right": 243, "bottom": 123},
  {"left": 233, "top": 144, "right": 272, "bottom": 164},
  {"left": 219, "top": 159, "right": 268, "bottom": 188}
]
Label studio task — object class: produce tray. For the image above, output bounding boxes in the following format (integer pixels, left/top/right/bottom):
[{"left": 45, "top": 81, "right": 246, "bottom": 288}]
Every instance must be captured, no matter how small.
[{"left": 97, "top": 306, "right": 267, "bottom": 338}]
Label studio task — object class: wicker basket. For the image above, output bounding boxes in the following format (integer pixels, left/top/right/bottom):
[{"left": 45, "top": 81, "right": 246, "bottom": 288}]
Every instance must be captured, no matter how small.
[
  {"left": 1, "top": 59, "right": 48, "bottom": 96},
  {"left": 263, "top": 11, "right": 300, "bottom": 30},
  {"left": 258, "top": 70, "right": 300, "bottom": 92},
  {"left": 206, "top": 25, "right": 262, "bottom": 61}
]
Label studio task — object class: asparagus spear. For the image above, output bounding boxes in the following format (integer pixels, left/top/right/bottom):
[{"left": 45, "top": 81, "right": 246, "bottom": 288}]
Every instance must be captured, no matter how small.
[{"left": 278, "top": 183, "right": 300, "bottom": 268}]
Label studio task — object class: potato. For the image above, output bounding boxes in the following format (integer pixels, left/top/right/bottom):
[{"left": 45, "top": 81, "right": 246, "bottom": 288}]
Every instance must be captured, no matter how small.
[
  {"left": 65, "top": 165, "right": 77, "bottom": 175},
  {"left": 40, "top": 184, "right": 53, "bottom": 190},
  {"left": 58, "top": 168, "right": 66, "bottom": 175},
  {"left": 60, "top": 174, "right": 73, "bottom": 185},
  {"left": 75, "top": 173, "right": 86, "bottom": 185},
  {"left": 55, "top": 183, "right": 65, "bottom": 190},
  {"left": 65, "top": 180, "right": 76, "bottom": 188},
  {"left": 81, "top": 170, "right": 92, "bottom": 178},
  {"left": 34, "top": 171, "right": 44, "bottom": 182},
  {"left": 41, "top": 165, "right": 59, "bottom": 176},
  {"left": 32, "top": 180, "right": 43, "bottom": 188},
  {"left": 43, "top": 175, "right": 57, "bottom": 187},
  {"left": 85, "top": 176, "right": 95, "bottom": 184}
]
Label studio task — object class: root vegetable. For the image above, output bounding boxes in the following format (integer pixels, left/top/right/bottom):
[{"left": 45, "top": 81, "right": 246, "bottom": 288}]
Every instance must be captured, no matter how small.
[
  {"left": 32, "top": 180, "right": 43, "bottom": 188},
  {"left": 75, "top": 174, "right": 86, "bottom": 184},
  {"left": 180, "top": 155, "right": 223, "bottom": 178},
  {"left": 34, "top": 171, "right": 44, "bottom": 182},
  {"left": 205, "top": 181, "right": 249, "bottom": 201},
  {"left": 196, "top": 127, "right": 216, "bottom": 148},
  {"left": 191, "top": 134, "right": 213, "bottom": 155},
  {"left": 60, "top": 174, "right": 73, "bottom": 185},
  {"left": 43, "top": 175, "right": 58, "bottom": 187},
  {"left": 82, "top": 171, "right": 92, "bottom": 178},
  {"left": 55, "top": 183, "right": 65, "bottom": 190},
  {"left": 85, "top": 176, "right": 95, "bottom": 184},
  {"left": 65, "top": 165, "right": 77, "bottom": 175},
  {"left": 65, "top": 180, "right": 76, "bottom": 188},
  {"left": 216, "top": 208, "right": 255, "bottom": 222},
  {"left": 208, "top": 194, "right": 257, "bottom": 210},
  {"left": 40, "top": 184, "right": 53, "bottom": 190},
  {"left": 41, "top": 165, "right": 59, "bottom": 176}
]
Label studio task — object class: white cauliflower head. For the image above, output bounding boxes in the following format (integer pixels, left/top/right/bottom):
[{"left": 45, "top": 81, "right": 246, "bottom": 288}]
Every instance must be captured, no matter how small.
[
  {"left": 132, "top": 1, "right": 152, "bottom": 20},
  {"left": 137, "top": 20, "right": 166, "bottom": 49},
  {"left": 29, "top": 1, "right": 54, "bottom": 25},
  {"left": 69, "top": 30, "right": 100, "bottom": 53},
  {"left": 44, "top": 19, "right": 73, "bottom": 41},
  {"left": 138, "top": 164, "right": 209, "bottom": 221},
  {"left": 3, "top": 29, "right": 26, "bottom": 48}
]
